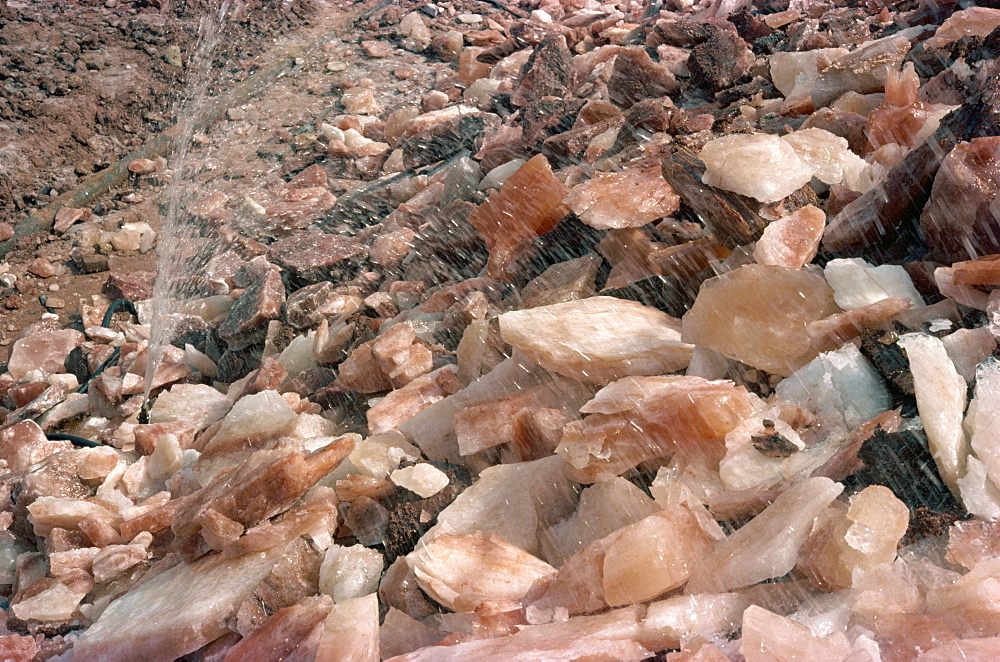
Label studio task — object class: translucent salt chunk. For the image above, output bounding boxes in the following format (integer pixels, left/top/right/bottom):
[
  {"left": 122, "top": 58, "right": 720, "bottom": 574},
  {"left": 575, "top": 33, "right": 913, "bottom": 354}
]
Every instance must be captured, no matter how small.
[
  {"left": 149, "top": 383, "right": 230, "bottom": 432},
  {"left": 775, "top": 343, "right": 890, "bottom": 432},
  {"left": 898, "top": 333, "right": 968, "bottom": 494},
  {"left": 390, "top": 463, "right": 449, "bottom": 498},
  {"left": 768, "top": 47, "right": 849, "bottom": 96},
  {"left": 319, "top": 544, "right": 384, "bottom": 602},
  {"left": 700, "top": 133, "right": 812, "bottom": 203},
  {"left": 824, "top": 258, "right": 924, "bottom": 310},
  {"left": 781, "top": 128, "right": 871, "bottom": 190},
  {"left": 205, "top": 390, "right": 297, "bottom": 453},
  {"left": 499, "top": 296, "right": 692, "bottom": 385}
]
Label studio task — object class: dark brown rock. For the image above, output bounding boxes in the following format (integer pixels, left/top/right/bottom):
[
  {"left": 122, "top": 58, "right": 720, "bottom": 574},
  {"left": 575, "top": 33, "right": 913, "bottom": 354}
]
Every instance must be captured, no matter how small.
[
  {"left": 102, "top": 273, "right": 153, "bottom": 302},
  {"left": 519, "top": 98, "right": 587, "bottom": 148},
  {"left": 660, "top": 149, "right": 767, "bottom": 248},
  {"left": 920, "top": 136, "right": 1000, "bottom": 263},
  {"left": 218, "top": 266, "right": 286, "bottom": 349},
  {"left": 688, "top": 26, "right": 755, "bottom": 92},
  {"left": 607, "top": 47, "right": 679, "bottom": 108},
  {"left": 648, "top": 17, "right": 716, "bottom": 48},
  {"left": 397, "top": 109, "right": 501, "bottom": 169},
  {"left": 541, "top": 116, "right": 625, "bottom": 168},
  {"left": 266, "top": 233, "right": 366, "bottom": 285},
  {"left": 511, "top": 35, "right": 577, "bottom": 107}
]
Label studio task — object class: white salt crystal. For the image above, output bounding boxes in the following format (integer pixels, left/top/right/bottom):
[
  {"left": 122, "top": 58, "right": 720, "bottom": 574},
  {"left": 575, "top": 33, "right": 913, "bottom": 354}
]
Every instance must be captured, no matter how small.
[
  {"left": 898, "top": 333, "right": 968, "bottom": 494},
  {"left": 824, "top": 258, "right": 925, "bottom": 310},
  {"left": 208, "top": 390, "right": 297, "bottom": 450},
  {"left": 768, "top": 48, "right": 849, "bottom": 96},
  {"left": 775, "top": 343, "right": 890, "bottom": 432},
  {"left": 390, "top": 463, "right": 449, "bottom": 498},
  {"left": 957, "top": 455, "right": 1000, "bottom": 520},
  {"left": 944, "top": 327, "right": 997, "bottom": 385},
  {"left": 781, "top": 128, "right": 871, "bottom": 191},
  {"left": 319, "top": 544, "right": 384, "bottom": 602},
  {"left": 686, "top": 477, "right": 843, "bottom": 593},
  {"left": 423, "top": 455, "right": 577, "bottom": 555},
  {"left": 147, "top": 433, "right": 183, "bottom": 480},
  {"left": 350, "top": 432, "right": 420, "bottom": 479},
  {"left": 149, "top": 383, "right": 229, "bottom": 432},
  {"left": 478, "top": 158, "right": 526, "bottom": 190},
  {"left": 700, "top": 133, "right": 813, "bottom": 203},
  {"left": 12, "top": 581, "right": 86, "bottom": 622},
  {"left": 969, "top": 359, "right": 1000, "bottom": 490}
]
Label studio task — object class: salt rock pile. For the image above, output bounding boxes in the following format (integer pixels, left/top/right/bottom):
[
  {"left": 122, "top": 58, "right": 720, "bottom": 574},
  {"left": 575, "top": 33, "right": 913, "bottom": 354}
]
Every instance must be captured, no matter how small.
[{"left": 3, "top": 0, "right": 1000, "bottom": 659}]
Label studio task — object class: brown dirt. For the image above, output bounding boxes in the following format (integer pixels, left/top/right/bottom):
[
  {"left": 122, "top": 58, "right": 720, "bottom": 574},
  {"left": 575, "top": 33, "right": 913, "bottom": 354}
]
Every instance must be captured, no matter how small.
[{"left": 0, "top": 0, "right": 334, "bottom": 354}]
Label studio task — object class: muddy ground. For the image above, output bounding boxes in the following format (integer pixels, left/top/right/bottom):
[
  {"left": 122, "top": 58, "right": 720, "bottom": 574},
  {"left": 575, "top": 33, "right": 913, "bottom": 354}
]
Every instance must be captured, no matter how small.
[{"left": 0, "top": 0, "right": 367, "bottom": 354}]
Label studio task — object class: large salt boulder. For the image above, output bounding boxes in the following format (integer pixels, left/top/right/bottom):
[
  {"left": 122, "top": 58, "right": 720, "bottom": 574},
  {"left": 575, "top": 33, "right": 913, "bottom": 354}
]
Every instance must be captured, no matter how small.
[
  {"left": 499, "top": 296, "right": 693, "bottom": 385},
  {"left": 6, "top": 329, "right": 83, "bottom": 380},
  {"left": 682, "top": 264, "right": 840, "bottom": 377},
  {"left": 700, "top": 133, "right": 812, "bottom": 203}
]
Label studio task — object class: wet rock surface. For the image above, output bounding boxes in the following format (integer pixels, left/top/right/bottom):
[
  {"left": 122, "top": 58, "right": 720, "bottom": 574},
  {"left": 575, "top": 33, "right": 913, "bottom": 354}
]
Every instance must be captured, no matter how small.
[{"left": 4, "top": 0, "right": 1000, "bottom": 659}]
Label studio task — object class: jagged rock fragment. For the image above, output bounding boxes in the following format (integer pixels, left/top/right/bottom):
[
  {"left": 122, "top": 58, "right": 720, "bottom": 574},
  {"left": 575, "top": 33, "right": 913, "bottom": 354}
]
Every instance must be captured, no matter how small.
[
  {"left": 682, "top": 264, "right": 840, "bottom": 377},
  {"left": 564, "top": 161, "right": 679, "bottom": 230},
  {"left": 557, "top": 375, "right": 758, "bottom": 483},
  {"left": 467, "top": 154, "right": 569, "bottom": 280},
  {"left": 500, "top": 296, "right": 692, "bottom": 384}
]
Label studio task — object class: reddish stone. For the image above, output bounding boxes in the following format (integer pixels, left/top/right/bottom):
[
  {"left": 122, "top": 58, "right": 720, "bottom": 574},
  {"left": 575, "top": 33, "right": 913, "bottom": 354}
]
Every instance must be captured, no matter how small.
[
  {"left": 468, "top": 154, "right": 569, "bottom": 280},
  {"left": 103, "top": 273, "right": 153, "bottom": 302},
  {"left": 266, "top": 233, "right": 366, "bottom": 284}
]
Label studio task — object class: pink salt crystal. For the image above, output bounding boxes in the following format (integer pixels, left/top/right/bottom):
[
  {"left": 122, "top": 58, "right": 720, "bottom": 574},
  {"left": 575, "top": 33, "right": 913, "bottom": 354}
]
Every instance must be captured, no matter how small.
[
  {"left": 866, "top": 63, "right": 954, "bottom": 151},
  {"left": 918, "top": 637, "right": 1000, "bottom": 661},
  {"left": 928, "top": 557, "right": 1000, "bottom": 637},
  {"left": 288, "top": 164, "right": 328, "bottom": 189},
  {"left": 666, "top": 638, "right": 730, "bottom": 661},
  {"left": 740, "top": 605, "right": 851, "bottom": 661},
  {"left": 806, "top": 296, "right": 912, "bottom": 352},
  {"left": 0, "top": 635, "right": 38, "bottom": 661},
  {"left": 367, "top": 366, "right": 460, "bottom": 434},
  {"left": 453, "top": 377, "right": 592, "bottom": 457},
  {"left": 557, "top": 376, "right": 758, "bottom": 483},
  {"left": 457, "top": 47, "right": 491, "bottom": 87},
  {"left": 53, "top": 207, "right": 91, "bottom": 233},
  {"left": 128, "top": 158, "right": 157, "bottom": 175},
  {"left": 225, "top": 595, "right": 333, "bottom": 662},
  {"left": 314, "top": 594, "right": 380, "bottom": 661},
  {"left": 26, "top": 257, "right": 57, "bottom": 278},
  {"left": 564, "top": 160, "right": 680, "bottom": 230},
  {"left": 924, "top": 7, "right": 1000, "bottom": 49},
  {"left": 72, "top": 542, "right": 290, "bottom": 661},
  {"left": 511, "top": 407, "right": 570, "bottom": 462},
  {"left": 681, "top": 264, "right": 840, "bottom": 377},
  {"left": 0, "top": 222, "right": 12, "bottom": 242},
  {"left": 0, "top": 421, "right": 71, "bottom": 474},
  {"left": 751, "top": 204, "right": 825, "bottom": 269},
  {"left": 91, "top": 542, "right": 148, "bottom": 583},
  {"left": 371, "top": 227, "right": 415, "bottom": 268},
  {"left": 946, "top": 520, "right": 1000, "bottom": 570},
  {"left": 602, "top": 506, "right": 713, "bottom": 607},
  {"left": 406, "top": 531, "right": 557, "bottom": 611},
  {"left": 6, "top": 328, "right": 84, "bottom": 380},
  {"left": 174, "top": 439, "right": 353, "bottom": 559},
  {"left": 467, "top": 154, "right": 569, "bottom": 281},
  {"left": 797, "top": 485, "right": 909, "bottom": 591}
]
